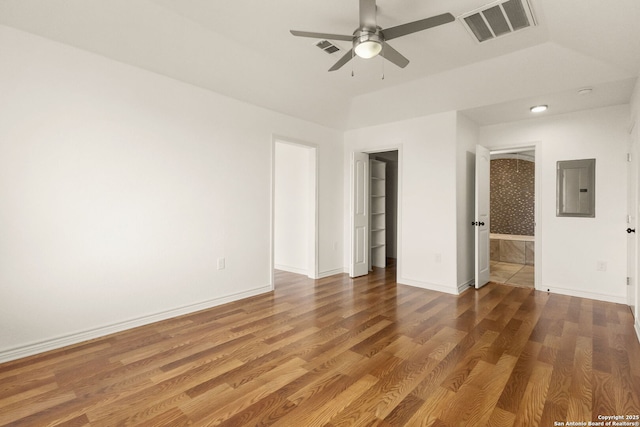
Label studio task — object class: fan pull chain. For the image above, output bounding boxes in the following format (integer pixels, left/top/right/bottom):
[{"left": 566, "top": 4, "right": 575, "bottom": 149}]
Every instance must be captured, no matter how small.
[
  {"left": 381, "top": 44, "right": 385, "bottom": 80},
  {"left": 351, "top": 49, "right": 355, "bottom": 77}
]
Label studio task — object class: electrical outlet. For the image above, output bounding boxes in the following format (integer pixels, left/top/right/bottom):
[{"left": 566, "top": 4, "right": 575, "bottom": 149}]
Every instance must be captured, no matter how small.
[
  {"left": 435, "top": 253, "right": 442, "bottom": 263},
  {"left": 596, "top": 261, "right": 607, "bottom": 272},
  {"left": 217, "top": 258, "right": 226, "bottom": 270}
]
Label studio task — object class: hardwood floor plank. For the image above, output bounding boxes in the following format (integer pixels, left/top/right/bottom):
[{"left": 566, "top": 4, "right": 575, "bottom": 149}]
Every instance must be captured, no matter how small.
[
  {"left": 1, "top": 267, "right": 639, "bottom": 426},
  {"left": 404, "top": 386, "right": 457, "bottom": 426},
  {"left": 133, "top": 408, "right": 191, "bottom": 427},
  {"left": 0, "top": 389, "right": 77, "bottom": 425},
  {"left": 439, "top": 330, "right": 500, "bottom": 392},
  {"left": 183, "top": 357, "right": 308, "bottom": 425},
  {"left": 465, "top": 354, "right": 519, "bottom": 426},
  {"left": 381, "top": 393, "right": 425, "bottom": 426},
  {"left": 512, "top": 361, "right": 553, "bottom": 427},
  {"left": 496, "top": 340, "right": 542, "bottom": 413},
  {"left": 565, "top": 335, "right": 593, "bottom": 422},
  {"left": 539, "top": 320, "right": 579, "bottom": 425},
  {"left": 487, "top": 407, "right": 516, "bottom": 427}
]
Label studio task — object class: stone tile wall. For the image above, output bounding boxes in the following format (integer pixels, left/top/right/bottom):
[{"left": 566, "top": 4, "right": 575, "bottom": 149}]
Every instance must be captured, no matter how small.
[
  {"left": 490, "top": 158, "right": 535, "bottom": 236},
  {"left": 490, "top": 239, "right": 534, "bottom": 266}
]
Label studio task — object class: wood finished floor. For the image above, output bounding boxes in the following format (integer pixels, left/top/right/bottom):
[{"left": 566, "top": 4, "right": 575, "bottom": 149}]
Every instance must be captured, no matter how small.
[{"left": 1, "top": 266, "right": 640, "bottom": 426}]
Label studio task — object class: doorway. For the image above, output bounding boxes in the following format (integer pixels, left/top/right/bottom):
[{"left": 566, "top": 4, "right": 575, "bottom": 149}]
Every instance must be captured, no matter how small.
[
  {"left": 273, "top": 139, "right": 317, "bottom": 279},
  {"left": 349, "top": 149, "right": 400, "bottom": 278},
  {"left": 369, "top": 151, "right": 399, "bottom": 271},
  {"left": 488, "top": 147, "right": 536, "bottom": 288}
]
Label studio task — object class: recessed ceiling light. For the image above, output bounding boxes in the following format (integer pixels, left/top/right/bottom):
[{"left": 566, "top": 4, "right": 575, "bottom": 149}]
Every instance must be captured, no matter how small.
[
  {"left": 578, "top": 88, "right": 593, "bottom": 96},
  {"left": 530, "top": 105, "right": 548, "bottom": 113}
]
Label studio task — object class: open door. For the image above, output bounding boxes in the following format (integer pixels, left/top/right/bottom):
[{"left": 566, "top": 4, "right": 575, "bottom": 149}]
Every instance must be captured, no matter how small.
[
  {"left": 628, "top": 124, "right": 638, "bottom": 316},
  {"left": 350, "top": 152, "right": 369, "bottom": 278},
  {"left": 475, "top": 145, "right": 491, "bottom": 289}
]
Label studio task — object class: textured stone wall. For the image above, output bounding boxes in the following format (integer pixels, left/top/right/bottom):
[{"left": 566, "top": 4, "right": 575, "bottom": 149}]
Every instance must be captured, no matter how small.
[{"left": 490, "top": 158, "right": 535, "bottom": 236}]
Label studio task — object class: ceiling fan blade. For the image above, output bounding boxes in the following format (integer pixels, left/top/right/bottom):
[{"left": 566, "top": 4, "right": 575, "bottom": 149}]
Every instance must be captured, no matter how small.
[
  {"left": 382, "top": 12, "right": 455, "bottom": 41},
  {"left": 290, "top": 30, "right": 352, "bottom": 42},
  {"left": 359, "top": 0, "right": 377, "bottom": 30},
  {"left": 329, "top": 49, "right": 354, "bottom": 71},
  {"left": 380, "top": 42, "right": 409, "bottom": 68}
]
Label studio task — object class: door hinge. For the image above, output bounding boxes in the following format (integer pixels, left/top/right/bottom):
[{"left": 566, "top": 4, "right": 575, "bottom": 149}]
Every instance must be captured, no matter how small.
[
  {"left": 628, "top": 277, "right": 632, "bottom": 286},
  {"left": 628, "top": 153, "right": 632, "bottom": 162}
]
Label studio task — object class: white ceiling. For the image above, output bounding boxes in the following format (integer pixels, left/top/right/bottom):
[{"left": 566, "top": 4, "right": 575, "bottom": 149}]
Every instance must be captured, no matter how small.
[{"left": 1, "top": 0, "right": 639, "bottom": 129}]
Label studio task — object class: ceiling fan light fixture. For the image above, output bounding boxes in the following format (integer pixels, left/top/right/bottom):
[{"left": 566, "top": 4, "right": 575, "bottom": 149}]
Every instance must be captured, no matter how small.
[
  {"left": 355, "top": 40, "right": 382, "bottom": 58},
  {"left": 353, "top": 30, "right": 383, "bottom": 59},
  {"left": 290, "top": 1, "right": 455, "bottom": 72}
]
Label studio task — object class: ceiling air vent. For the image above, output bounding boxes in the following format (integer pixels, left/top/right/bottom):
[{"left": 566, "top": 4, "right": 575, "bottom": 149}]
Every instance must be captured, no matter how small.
[
  {"left": 315, "top": 40, "right": 341, "bottom": 54},
  {"left": 460, "top": 0, "right": 537, "bottom": 43}
]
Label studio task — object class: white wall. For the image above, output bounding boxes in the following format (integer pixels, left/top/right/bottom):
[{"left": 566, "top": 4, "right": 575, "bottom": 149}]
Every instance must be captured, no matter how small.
[
  {"left": 479, "top": 105, "right": 630, "bottom": 303},
  {"left": 456, "top": 113, "right": 479, "bottom": 291},
  {"left": 274, "top": 142, "right": 311, "bottom": 275},
  {"left": 344, "top": 112, "right": 459, "bottom": 294},
  {"left": 0, "top": 26, "right": 344, "bottom": 362}
]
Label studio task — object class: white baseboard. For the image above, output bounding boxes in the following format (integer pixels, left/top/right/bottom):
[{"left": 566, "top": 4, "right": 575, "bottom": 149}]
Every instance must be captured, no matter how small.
[
  {"left": 0, "top": 285, "right": 271, "bottom": 364},
  {"left": 398, "top": 276, "right": 459, "bottom": 295},
  {"left": 274, "top": 265, "right": 345, "bottom": 280},
  {"left": 542, "top": 285, "right": 627, "bottom": 305},
  {"left": 274, "top": 264, "right": 309, "bottom": 276},
  {"left": 458, "top": 279, "right": 475, "bottom": 294},
  {"left": 317, "top": 268, "right": 346, "bottom": 279}
]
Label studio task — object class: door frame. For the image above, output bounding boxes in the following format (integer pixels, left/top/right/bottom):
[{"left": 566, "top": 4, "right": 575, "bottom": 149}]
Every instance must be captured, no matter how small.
[
  {"left": 628, "top": 120, "right": 639, "bottom": 318},
  {"left": 271, "top": 136, "right": 319, "bottom": 286},
  {"left": 350, "top": 146, "right": 403, "bottom": 279},
  {"left": 485, "top": 143, "right": 541, "bottom": 290}
]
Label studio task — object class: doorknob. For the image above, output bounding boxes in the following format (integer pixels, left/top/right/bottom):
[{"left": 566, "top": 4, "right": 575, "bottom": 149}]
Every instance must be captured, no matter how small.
[
  {"left": 479, "top": 222, "right": 485, "bottom": 226},
  {"left": 628, "top": 228, "right": 636, "bottom": 233},
  {"left": 471, "top": 221, "right": 477, "bottom": 226}
]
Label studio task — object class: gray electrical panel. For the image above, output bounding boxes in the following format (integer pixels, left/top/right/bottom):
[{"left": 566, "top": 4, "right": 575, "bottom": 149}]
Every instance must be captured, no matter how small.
[{"left": 556, "top": 158, "right": 595, "bottom": 218}]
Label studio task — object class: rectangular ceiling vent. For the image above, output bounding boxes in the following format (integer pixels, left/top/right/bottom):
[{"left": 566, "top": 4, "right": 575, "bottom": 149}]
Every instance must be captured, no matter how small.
[
  {"left": 315, "top": 40, "right": 341, "bottom": 54},
  {"left": 460, "top": 0, "right": 537, "bottom": 43}
]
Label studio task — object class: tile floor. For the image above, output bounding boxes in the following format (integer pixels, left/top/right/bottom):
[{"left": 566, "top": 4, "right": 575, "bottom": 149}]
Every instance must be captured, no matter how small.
[{"left": 490, "top": 261, "right": 534, "bottom": 288}]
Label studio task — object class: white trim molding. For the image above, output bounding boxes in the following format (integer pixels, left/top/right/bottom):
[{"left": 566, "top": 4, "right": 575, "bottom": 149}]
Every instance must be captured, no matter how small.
[
  {"left": 274, "top": 264, "right": 310, "bottom": 276},
  {"left": 0, "top": 285, "right": 271, "bottom": 364},
  {"left": 543, "top": 285, "right": 627, "bottom": 305},
  {"left": 458, "top": 279, "right": 475, "bottom": 294},
  {"left": 399, "top": 277, "right": 460, "bottom": 295},
  {"left": 317, "top": 268, "right": 347, "bottom": 279}
]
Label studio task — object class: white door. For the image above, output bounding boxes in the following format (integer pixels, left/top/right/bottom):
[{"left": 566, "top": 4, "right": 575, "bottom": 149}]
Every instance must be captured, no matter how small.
[
  {"left": 475, "top": 145, "right": 491, "bottom": 289},
  {"left": 350, "top": 152, "right": 369, "bottom": 278},
  {"left": 628, "top": 124, "right": 638, "bottom": 315}
]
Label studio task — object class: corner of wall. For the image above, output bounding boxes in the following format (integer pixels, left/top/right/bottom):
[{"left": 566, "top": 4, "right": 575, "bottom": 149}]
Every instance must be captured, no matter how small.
[
  {"left": 457, "top": 279, "right": 474, "bottom": 294},
  {"left": 631, "top": 79, "right": 640, "bottom": 122}
]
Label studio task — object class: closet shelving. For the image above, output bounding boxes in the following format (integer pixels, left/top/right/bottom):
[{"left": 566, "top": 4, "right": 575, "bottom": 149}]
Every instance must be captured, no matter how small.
[{"left": 370, "top": 159, "right": 386, "bottom": 268}]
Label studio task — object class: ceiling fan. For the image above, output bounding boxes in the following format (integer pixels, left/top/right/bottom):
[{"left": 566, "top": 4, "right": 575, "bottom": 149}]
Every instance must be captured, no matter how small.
[{"left": 290, "top": 0, "right": 455, "bottom": 71}]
